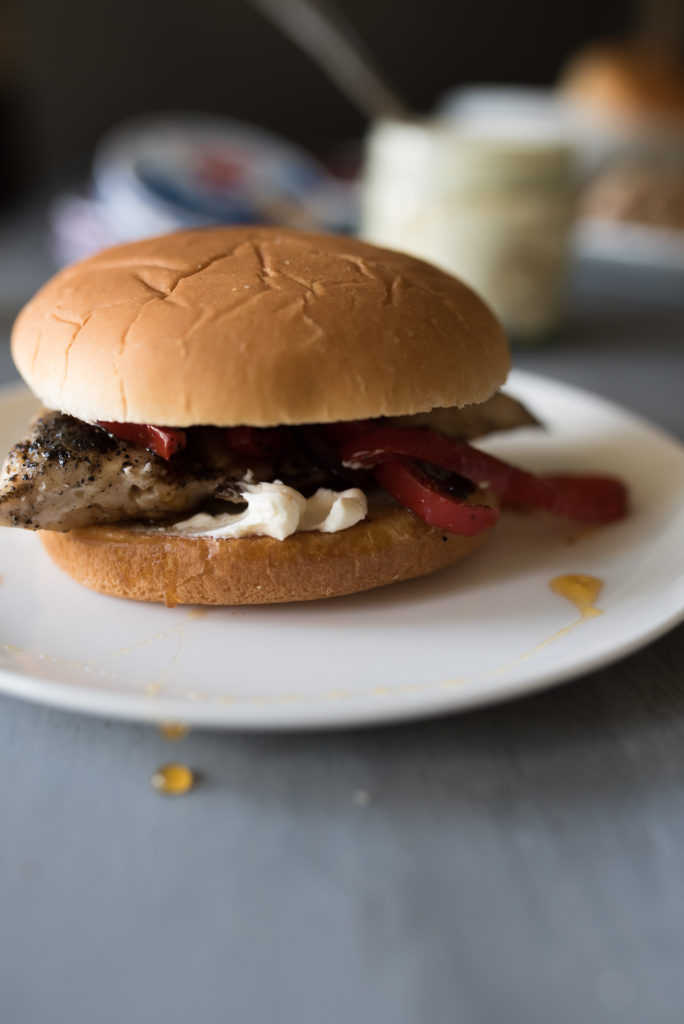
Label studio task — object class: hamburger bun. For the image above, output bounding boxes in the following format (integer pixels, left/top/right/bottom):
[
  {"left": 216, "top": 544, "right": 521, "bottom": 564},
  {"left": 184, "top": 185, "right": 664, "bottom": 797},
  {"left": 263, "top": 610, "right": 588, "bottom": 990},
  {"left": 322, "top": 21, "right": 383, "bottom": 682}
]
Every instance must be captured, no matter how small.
[
  {"left": 561, "top": 42, "right": 684, "bottom": 127},
  {"left": 12, "top": 226, "right": 508, "bottom": 605},
  {"left": 40, "top": 496, "right": 495, "bottom": 606},
  {"left": 11, "top": 226, "right": 508, "bottom": 427}
]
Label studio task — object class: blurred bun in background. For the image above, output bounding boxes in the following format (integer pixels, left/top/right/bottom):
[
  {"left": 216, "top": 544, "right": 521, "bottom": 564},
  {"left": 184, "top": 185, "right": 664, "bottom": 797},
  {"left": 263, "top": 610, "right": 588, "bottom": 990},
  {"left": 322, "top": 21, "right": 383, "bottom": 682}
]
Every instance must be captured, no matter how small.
[
  {"left": 559, "top": 37, "right": 684, "bottom": 241},
  {"left": 561, "top": 41, "right": 684, "bottom": 128}
]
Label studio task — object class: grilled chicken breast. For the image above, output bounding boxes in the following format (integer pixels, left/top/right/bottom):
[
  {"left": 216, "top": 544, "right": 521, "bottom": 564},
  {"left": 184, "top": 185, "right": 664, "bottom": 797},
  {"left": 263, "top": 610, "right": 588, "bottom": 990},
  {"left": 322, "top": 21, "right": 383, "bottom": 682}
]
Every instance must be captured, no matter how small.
[
  {"left": 387, "top": 392, "right": 539, "bottom": 439},
  {"left": 0, "top": 412, "right": 238, "bottom": 531}
]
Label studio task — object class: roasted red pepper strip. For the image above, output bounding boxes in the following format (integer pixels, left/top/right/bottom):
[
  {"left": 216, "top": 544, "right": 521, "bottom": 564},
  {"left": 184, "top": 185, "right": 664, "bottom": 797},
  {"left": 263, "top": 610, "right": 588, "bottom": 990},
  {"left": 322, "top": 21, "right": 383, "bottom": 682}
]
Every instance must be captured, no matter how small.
[
  {"left": 97, "top": 422, "right": 187, "bottom": 460},
  {"left": 375, "top": 458, "right": 499, "bottom": 536},
  {"left": 341, "top": 427, "right": 628, "bottom": 524},
  {"left": 530, "top": 475, "right": 629, "bottom": 522}
]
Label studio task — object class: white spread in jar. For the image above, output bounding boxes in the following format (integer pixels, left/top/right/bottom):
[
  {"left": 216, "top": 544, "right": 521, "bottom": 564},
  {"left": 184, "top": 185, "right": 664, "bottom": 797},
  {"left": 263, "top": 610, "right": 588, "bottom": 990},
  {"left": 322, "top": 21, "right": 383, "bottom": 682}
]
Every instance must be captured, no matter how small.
[{"left": 169, "top": 482, "right": 367, "bottom": 541}]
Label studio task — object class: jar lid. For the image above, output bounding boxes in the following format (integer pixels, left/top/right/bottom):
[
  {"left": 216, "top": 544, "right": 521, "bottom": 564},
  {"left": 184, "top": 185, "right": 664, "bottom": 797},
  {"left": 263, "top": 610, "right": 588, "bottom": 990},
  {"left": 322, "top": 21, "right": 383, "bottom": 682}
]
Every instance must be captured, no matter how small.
[{"left": 366, "top": 118, "right": 576, "bottom": 188}]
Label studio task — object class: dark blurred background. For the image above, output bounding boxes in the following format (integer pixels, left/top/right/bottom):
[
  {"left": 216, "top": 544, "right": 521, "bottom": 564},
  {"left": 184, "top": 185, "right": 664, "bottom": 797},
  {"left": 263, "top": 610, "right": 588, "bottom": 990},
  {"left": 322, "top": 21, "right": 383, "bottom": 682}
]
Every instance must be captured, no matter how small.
[{"left": 0, "top": 0, "right": 639, "bottom": 200}]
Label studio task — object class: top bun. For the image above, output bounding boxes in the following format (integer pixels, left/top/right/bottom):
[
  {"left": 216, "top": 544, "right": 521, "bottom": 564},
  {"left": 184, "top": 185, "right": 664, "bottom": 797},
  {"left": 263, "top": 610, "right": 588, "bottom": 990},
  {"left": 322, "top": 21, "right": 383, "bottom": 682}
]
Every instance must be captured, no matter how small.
[
  {"left": 561, "top": 43, "right": 684, "bottom": 126},
  {"left": 11, "top": 226, "right": 509, "bottom": 427}
]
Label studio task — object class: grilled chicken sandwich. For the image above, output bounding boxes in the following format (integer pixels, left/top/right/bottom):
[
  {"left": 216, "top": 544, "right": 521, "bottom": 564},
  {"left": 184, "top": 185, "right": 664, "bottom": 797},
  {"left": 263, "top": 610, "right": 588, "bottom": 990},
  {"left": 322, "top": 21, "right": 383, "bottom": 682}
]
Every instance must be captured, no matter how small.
[{"left": 0, "top": 227, "right": 626, "bottom": 605}]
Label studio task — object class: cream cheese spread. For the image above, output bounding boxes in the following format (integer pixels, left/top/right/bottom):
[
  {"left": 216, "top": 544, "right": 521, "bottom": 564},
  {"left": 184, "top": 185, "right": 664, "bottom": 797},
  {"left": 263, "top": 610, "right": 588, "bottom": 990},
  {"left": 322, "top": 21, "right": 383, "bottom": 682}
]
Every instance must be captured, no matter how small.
[{"left": 169, "top": 481, "right": 367, "bottom": 541}]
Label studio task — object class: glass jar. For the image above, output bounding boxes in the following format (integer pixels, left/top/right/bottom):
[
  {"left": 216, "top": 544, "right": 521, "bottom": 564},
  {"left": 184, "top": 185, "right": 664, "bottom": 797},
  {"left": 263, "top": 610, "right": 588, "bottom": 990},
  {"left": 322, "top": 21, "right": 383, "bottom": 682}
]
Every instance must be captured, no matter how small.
[{"left": 360, "top": 119, "right": 577, "bottom": 344}]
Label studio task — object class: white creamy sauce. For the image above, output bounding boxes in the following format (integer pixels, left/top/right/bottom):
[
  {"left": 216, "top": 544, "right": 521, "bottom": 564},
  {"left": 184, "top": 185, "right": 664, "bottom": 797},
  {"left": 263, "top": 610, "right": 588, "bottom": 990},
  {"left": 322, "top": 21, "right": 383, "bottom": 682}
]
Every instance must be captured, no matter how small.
[{"left": 169, "top": 481, "right": 367, "bottom": 541}]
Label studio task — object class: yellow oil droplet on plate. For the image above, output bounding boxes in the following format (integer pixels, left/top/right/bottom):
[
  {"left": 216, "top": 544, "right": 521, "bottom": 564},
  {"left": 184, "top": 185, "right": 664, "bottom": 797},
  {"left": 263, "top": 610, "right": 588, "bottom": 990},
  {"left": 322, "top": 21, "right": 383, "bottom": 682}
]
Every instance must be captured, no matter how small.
[
  {"left": 188, "top": 609, "right": 207, "bottom": 621},
  {"left": 159, "top": 721, "right": 189, "bottom": 741},
  {"left": 550, "top": 574, "right": 604, "bottom": 619},
  {"left": 151, "top": 763, "right": 195, "bottom": 796}
]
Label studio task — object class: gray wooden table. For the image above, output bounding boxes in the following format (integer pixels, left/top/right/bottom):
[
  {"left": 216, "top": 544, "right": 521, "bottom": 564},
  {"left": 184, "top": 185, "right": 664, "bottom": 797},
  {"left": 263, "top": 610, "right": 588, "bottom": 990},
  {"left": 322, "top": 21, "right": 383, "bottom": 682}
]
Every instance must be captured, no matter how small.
[{"left": 1, "top": 208, "right": 683, "bottom": 1024}]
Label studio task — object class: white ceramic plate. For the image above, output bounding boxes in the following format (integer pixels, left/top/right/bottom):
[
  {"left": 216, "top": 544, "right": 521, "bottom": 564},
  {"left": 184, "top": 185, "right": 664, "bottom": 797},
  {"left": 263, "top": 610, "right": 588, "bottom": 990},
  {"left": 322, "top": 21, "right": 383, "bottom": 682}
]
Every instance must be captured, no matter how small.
[{"left": 1, "top": 371, "right": 683, "bottom": 730}]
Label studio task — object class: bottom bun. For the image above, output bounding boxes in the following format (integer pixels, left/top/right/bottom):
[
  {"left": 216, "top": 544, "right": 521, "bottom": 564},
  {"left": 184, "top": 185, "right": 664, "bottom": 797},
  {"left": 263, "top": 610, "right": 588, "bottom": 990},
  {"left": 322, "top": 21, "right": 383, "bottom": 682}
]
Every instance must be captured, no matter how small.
[{"left": 39, "top": 501, "right": 495, "bottom": 606}]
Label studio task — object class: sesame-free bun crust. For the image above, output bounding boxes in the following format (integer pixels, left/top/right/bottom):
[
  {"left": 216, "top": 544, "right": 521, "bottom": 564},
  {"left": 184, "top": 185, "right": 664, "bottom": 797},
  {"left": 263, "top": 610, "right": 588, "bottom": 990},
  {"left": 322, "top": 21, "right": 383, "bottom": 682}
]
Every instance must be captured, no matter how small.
[
  {"left": 39, "top": 503, "right": 493, "bottom": 606},
  {"left": 13, "top": 227, "right": 508, "bottom": 427}
]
